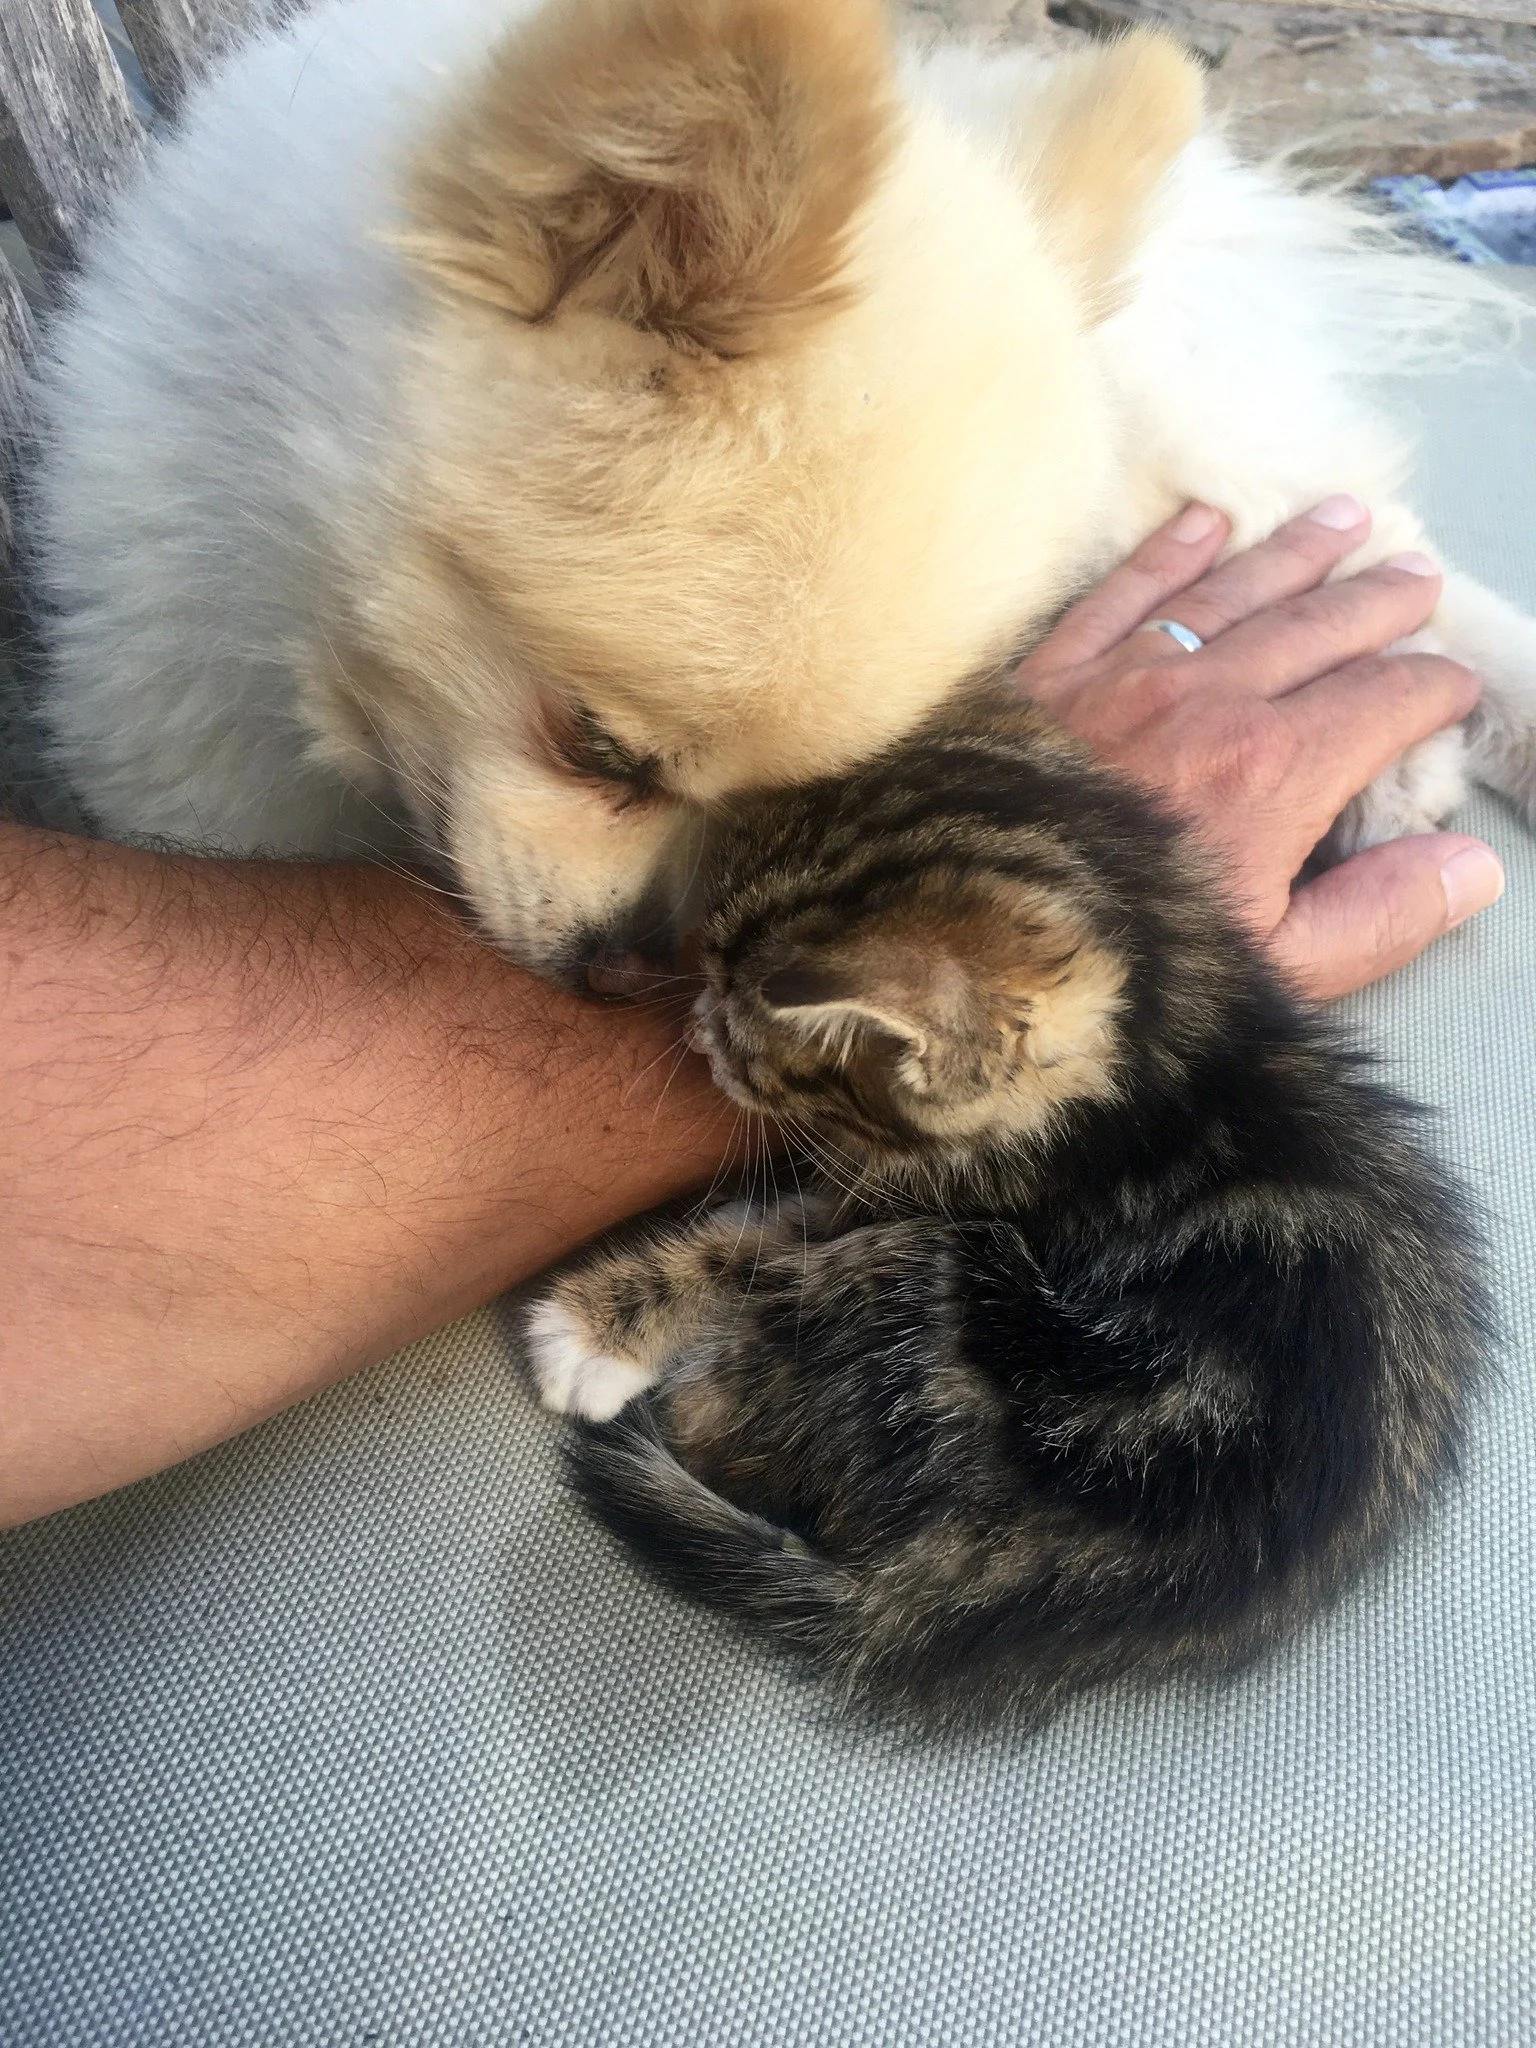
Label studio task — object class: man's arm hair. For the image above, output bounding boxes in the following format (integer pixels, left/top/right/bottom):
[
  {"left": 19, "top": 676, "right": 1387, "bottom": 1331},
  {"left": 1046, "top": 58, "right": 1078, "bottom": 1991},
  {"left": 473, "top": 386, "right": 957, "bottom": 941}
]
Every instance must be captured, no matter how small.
[{"left": 0, "top": 824, "right": 747, "bottom": 1526}]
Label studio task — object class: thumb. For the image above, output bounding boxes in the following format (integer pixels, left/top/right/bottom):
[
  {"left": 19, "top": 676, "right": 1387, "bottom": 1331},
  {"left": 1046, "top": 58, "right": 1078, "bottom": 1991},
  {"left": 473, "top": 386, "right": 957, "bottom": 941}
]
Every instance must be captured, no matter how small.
[{"left": 1269, "top": 834, "right": 1504, "bottom": 1002}]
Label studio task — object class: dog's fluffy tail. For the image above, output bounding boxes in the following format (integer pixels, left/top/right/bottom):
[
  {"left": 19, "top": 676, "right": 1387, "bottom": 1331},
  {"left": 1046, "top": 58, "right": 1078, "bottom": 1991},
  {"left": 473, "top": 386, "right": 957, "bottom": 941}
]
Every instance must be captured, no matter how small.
[
  {"left": 1197, "top": 141, "right": 1532, "bottom": 378},
  {"left": 1320, "top": 206, "right": 1528, "bottom": 378}
]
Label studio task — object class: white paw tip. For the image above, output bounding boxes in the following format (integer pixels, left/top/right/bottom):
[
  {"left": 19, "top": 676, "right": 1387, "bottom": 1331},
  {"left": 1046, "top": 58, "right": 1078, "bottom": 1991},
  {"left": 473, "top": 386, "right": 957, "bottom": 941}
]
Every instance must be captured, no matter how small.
[
  {"left": 523, "top": 1297, "right": 656, "bottom": 1422},
  {"left": 711, "top": 1199, "right": 763, "bottom": 1231}
]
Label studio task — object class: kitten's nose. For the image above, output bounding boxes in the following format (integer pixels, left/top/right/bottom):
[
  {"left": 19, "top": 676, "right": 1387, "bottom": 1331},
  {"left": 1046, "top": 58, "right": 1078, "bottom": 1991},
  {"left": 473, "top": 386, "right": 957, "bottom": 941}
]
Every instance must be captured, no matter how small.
[{"left": 685, "top": 989, "right": 718, "bottom": 1054}]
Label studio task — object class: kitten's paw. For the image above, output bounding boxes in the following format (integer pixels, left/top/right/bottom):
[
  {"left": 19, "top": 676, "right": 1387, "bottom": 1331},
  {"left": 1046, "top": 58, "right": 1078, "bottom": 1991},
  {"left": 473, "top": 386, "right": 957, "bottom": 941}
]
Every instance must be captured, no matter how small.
[
  {"left": 523, "top": 1297, "right": 657, "bottom": 1422},
  {"left": 708, "top": 1198, "right": 765, "bottom": 1234},
  {"left": 766, "top": 1189, "right": 844, "bottom": 1238},
  {"left": 708, "top": 1192, "right": 840, "bottom": 1240}
]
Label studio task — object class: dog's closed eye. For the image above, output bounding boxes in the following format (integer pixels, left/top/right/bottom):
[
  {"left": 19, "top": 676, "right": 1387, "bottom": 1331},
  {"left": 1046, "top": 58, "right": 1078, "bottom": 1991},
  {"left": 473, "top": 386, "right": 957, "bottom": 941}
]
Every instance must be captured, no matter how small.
[{"left": 544, "top": 701, "right": 667, "bottom": 808}]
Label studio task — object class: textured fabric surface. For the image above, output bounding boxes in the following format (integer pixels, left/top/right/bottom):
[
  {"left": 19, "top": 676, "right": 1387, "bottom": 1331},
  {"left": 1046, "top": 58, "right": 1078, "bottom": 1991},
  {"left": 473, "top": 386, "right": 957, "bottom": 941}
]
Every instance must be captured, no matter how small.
[{"left": 4, "top": 323, "right": 1536, "bottom": 2047}]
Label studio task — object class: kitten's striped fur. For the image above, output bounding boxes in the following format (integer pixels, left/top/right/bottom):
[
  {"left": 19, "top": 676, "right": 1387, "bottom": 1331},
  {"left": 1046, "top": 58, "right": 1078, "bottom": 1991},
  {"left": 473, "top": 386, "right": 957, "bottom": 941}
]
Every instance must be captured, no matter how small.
[{"left": 526, "top": 697, "right": 1488, "bottom": 1724}]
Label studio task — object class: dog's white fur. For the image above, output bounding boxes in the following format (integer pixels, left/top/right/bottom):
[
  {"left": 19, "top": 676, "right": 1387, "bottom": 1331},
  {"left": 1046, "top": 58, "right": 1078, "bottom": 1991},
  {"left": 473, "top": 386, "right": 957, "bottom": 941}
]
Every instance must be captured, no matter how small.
[{"left": 27, "top": 0, "right": 1536, "bottom": 980}]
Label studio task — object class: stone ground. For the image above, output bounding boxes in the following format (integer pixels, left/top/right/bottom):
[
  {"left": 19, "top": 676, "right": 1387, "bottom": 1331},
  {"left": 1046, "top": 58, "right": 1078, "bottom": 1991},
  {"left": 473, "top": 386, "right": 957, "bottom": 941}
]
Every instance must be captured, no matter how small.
[
  {"left": 55, "top": 1, "right": 1536, "bottom": 187},
  {"left": 896, "top": 0, "right": 1536, "bottom": 175}
]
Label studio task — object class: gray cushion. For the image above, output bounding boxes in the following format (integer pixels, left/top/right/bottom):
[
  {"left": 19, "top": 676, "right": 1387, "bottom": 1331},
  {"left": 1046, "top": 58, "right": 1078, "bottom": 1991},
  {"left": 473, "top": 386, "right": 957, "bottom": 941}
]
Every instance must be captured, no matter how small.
[{"left": 5, "top": 310, "right": 1536, "bottom": 2045}]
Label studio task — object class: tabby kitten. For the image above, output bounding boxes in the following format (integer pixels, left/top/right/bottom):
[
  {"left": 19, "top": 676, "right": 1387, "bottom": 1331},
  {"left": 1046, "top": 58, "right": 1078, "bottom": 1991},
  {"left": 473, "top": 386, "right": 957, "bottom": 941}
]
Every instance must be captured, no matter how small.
[{"left": 524, "top": 696, "right": 1487, "bottom": 1724}]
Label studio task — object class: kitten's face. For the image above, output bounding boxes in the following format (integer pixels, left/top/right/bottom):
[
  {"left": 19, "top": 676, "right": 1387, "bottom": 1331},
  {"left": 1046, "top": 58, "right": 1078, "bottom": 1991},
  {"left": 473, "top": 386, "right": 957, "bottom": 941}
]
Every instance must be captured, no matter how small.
[
  {"left": 296, "top": 0, "right": 1198, "bottom": 985},
  {"left": 692, "top": 865, "right": 1128, "bottom": 1173}
]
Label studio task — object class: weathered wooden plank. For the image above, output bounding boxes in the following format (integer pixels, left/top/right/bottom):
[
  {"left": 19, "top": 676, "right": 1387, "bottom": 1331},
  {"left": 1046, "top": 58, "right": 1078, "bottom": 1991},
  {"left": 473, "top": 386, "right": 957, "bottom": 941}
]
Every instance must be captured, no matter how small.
[
  {"left": 1, "top": 246, "right": 38, "bottom": 819},
  {"left": 116, "top": 0, "right": 272, "bottom": 116},
  {"left": 0, "top": 248, "right": 36, "bottom": 574},
  {"left": 116, "top": 0, "right": 210, "bottom": 114},
  {"left": 0, "top": 0, "right": 146, "bottom": 283},
  {"left": 0, "top": 249, "right": 87, "bottom": 832}
]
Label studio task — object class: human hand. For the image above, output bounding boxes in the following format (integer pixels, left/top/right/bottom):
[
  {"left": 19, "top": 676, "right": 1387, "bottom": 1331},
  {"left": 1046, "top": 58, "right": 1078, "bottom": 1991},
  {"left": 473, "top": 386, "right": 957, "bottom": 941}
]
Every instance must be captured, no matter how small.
[{"left": 1015, "top": 498, "right": 1504, "bottom": 1001}]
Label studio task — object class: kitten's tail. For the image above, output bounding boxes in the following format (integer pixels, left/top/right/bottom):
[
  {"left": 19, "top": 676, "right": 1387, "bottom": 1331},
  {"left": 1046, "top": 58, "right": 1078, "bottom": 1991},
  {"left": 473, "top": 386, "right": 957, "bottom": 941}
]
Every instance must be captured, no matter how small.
[
  {"left": 566, "top": 1406, "right": 852, "bottom": 1662},
  {"left": 566, "top": 1404, "right": 1157, "bottom": 1725}
]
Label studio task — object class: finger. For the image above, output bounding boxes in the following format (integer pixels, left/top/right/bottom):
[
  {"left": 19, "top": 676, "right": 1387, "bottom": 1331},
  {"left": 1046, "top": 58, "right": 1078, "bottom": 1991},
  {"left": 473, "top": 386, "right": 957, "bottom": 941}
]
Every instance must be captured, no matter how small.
[
  {"left": 1179, "top": 556, "right": 1444, "bottom": 703},
  {"left": 1278, "top": 652, "right": 1481, "bottom": 823},
  {"left": 1269, "top": 834, "right": 1504, "bottom": 1002},
  {"left": 1126, "top": 494, "right": 1375, "bottom": 650},
  {"left": 1022, "top": 503, "right": 1231, "bottom": 675}
]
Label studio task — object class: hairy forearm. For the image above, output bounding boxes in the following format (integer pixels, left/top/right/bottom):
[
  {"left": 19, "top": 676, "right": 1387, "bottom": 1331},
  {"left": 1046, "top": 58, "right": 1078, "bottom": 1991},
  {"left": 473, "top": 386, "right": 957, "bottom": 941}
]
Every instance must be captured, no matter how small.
[{"left": 0, "top": 826, "right": 740, "bottom": 1525}]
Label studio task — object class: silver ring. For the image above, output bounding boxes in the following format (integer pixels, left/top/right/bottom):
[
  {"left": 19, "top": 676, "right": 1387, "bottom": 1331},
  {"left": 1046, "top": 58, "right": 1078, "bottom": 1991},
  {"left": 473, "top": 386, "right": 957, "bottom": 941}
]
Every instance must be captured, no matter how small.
[{"left": 1143, "top": 618, "right": 1204, "bottom": 654}]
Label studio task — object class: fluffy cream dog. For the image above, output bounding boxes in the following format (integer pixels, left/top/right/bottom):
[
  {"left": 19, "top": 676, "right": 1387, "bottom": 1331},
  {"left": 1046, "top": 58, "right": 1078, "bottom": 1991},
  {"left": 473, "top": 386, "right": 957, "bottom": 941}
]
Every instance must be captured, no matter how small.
[{"left": 29, "top": 0, "right": 1536, "bottom": 983}]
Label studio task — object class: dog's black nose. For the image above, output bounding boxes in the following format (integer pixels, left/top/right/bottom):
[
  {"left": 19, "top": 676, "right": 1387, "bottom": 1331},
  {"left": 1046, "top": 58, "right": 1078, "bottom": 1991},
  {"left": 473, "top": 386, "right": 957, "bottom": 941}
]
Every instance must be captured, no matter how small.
[
  {"left": 577, "top": 919, "right": 684, "bottom": 1000},
  {"left": 586, "top": 950, "right": 669, "bottom": 998}
]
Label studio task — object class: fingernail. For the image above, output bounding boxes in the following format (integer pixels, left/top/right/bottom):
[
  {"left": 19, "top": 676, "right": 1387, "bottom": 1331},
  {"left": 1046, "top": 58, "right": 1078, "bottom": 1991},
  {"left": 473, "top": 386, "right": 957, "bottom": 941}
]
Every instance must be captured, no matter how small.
[
  {"left": 1385, "top": 550, "right": 1440, "bottom": 578},
  {"left": 1441, "top": 845, "right": 1504, "bottom": 929},
  {"left": 1307, "top": 493, "right": 1369, "bottom": 531},
  {"left": 1169, "top": 503, "right": 1223, "bottom": 543}
]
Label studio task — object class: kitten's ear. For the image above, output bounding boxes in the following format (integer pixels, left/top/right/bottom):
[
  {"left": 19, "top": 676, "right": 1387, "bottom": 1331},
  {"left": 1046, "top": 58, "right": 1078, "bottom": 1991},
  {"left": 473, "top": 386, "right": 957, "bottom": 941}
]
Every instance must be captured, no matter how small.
[
  {"left": 760, "top": 933, "right": 996, "bottom": 1086},
  {"left": 1015, "top": 29, "right": 1203, "bottom": 321},
  {"left": 399, "top": 0, "right": 897, "bottom": 355},
  {"left": 759, "top": 955, "right": 934, "bottom": 1057},
  {"left": 760, "top": 898, "right": 1125, "bottom": 1088}
]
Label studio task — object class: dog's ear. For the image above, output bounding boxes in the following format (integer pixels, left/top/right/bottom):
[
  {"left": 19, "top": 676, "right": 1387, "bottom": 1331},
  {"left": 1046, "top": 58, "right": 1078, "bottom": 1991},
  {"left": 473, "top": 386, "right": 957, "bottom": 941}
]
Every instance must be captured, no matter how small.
[
  {"left": 1016, "top": 30, "right": 1203, "bottom": 321},
  {"left": 399, "top": 0, "right": 897, "bottom": 356}
]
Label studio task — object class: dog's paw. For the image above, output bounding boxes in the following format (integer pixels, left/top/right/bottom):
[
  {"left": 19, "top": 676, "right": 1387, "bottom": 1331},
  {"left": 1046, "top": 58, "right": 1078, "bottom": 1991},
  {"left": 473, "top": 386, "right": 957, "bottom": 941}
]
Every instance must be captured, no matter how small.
[
  {"left": 523, "top": 1296, "right": 657, "bottom": 1422},
  {"left": 1324, "top": 726, "right": 1469, "bottom": 860}
]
